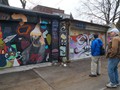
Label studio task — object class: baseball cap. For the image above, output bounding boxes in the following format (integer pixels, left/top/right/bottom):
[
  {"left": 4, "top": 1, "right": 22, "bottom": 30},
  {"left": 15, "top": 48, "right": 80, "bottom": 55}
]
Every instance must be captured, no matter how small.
[{"left": 107, "top": 28, "right": 119, "bottom": 35}]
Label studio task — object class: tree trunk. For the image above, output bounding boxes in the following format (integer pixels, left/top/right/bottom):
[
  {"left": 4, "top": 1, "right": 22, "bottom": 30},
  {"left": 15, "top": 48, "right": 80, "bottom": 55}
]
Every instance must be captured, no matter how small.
[
  {"left": 20, "top": 0, "right": 26, "bottom": 9},
  {"left": 0, "top": 0, "right": 9, "bottom": 6}
]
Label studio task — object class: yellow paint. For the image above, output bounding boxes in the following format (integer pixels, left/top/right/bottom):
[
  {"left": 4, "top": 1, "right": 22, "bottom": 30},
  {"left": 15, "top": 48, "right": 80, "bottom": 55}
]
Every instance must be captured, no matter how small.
[
  {"left": 61, "top": 34, "right": 66, "bottom": 39},
  {"left": 46, "top": 34, "right": 51, "bottom": 45},
  {"left": 11, "top": 13, "right": 27, "bottom": 25}
]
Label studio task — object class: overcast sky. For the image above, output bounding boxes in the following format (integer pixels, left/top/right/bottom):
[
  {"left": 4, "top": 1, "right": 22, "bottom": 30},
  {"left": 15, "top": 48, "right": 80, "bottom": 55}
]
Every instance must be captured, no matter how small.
[{"left": 9, "top": 0, "right": 81, "bottom": 20}]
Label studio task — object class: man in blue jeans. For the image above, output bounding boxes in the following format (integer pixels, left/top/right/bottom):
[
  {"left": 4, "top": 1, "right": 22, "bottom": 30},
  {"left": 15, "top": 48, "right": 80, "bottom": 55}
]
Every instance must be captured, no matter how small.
[{"left": 106, "top": 28, "right": 120, "bottom": 88}]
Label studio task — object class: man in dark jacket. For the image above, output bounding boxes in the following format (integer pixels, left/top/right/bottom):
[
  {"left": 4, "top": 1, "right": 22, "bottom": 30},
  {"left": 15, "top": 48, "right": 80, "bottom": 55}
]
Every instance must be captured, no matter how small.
[{"left": 89, "top": 34, "right": 103, "bottom": 77}]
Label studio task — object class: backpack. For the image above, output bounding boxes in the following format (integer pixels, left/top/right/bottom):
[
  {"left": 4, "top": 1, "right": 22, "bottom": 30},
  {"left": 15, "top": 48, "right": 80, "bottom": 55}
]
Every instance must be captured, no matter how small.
[{"left": 100, "top": 46, "right": 105, "bottom": 55}]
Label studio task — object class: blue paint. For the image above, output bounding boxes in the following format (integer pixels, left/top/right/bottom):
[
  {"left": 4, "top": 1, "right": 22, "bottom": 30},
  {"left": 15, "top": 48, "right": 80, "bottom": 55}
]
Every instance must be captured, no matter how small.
[{"left": 0, "top": 54, "right": 7, "bottom": 67}]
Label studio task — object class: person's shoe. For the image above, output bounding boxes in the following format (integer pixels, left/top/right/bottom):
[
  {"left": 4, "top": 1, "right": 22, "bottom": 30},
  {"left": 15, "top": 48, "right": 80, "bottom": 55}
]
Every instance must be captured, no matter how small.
[
  {"left": 116, "top": 83, "right": 120, "bottom": 86},
  {"left": 97, "top": 73, "right": 101, "bottom": 76},
  {"left": 106, "top": 82, "right": 117, "bottom": 88},
  {"left": 89, "top": 74, "right": 97, "bottom": 77}
]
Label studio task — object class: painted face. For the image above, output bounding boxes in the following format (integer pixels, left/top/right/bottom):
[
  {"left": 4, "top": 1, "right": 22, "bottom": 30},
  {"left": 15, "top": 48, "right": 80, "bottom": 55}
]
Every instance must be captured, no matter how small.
[{"left": 30, "top": 24, "right": 42, "bottom": 47}]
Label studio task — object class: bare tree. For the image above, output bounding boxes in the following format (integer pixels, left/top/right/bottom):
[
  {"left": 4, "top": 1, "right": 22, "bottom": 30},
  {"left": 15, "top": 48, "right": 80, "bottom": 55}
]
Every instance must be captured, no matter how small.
[
  {"left": 116, "top": 14, "right": 120, "bottom": 30},
  {"left": 20, "top": 0, "right": 26, "bottom": 9},
  {"left": 76, "top": 0, "right": 120, "bottom": 25}
]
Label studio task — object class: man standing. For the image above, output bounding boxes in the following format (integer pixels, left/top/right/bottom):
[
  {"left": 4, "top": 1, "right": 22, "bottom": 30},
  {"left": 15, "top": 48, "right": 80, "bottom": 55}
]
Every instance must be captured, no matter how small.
[
  {"left": 106, "top": 28, "right": 120, "bottom": 88},
  {"left": 89, "top": 34, "right": 103, "bottom": 77}
]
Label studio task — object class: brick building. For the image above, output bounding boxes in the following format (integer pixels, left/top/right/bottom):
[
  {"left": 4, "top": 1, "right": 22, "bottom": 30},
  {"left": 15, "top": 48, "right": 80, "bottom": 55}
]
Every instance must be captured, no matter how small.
[
  {"left": 32, "top": 5, "right": 64, "bottom": 14},
  {"left": 32, "top": 5, "right": 73, "bottom": 19}
]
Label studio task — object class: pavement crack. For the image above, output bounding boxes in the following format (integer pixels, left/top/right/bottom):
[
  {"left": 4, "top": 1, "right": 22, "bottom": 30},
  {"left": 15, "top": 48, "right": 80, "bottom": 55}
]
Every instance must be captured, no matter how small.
[{"left": 33, "top": 69, "right": 55, "bottom": 90}]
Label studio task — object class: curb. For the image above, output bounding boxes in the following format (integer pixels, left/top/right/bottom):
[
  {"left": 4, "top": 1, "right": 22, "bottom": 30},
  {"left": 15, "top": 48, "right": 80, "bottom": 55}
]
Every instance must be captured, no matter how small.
[{"left": 0, "top": 62, "right": 52, "bottom": 74}]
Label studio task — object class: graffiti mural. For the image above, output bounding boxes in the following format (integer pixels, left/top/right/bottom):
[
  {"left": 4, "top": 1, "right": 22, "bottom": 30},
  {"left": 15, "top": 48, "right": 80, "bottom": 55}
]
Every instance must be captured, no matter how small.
[
  {"left": 69, "top": 30, "right": 105, "bottom": 60},
  {"left": 51, "top": 20, "right": 59, "bottom": 61},
  {"left": 40, "top": 19, "right": 52, "bottom": 62},
  {"left": 0, "top": 22, "right": 22, "bottom": 67},
  {"left": 0, "top": 17, "right": 58, "bottom": 68},
  {"left": 59, "top": 22, "right": 68, "bottom": 57},
  {"left": 11, "top": 13, "right": 27, "bottom": 26},
  {"left": 0, "top": 24, "right": 7, "bottom": 67},
  {"left": 74, "top": 34, "right": 93, "bottom": 55},
  {"left": 0, "top": 12, "right": 10, "bottom": 20},
  {"left": 60, "top": 46, "right": 66, "bottom": 56},
  {"left": 5, "top": 44, "right": 22, "bottom": 66},
  {"left": 22, "top": 24, "right": 45, "bottom": 64}
]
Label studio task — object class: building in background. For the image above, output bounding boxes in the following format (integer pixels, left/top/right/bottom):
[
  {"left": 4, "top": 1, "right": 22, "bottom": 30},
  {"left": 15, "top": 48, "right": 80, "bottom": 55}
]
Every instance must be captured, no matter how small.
[{"left": 32, "top": 5, "right": 73, "bottom": 19}]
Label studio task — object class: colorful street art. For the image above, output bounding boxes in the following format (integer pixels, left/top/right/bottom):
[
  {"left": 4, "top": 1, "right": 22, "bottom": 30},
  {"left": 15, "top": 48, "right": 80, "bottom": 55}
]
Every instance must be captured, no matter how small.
[
  {"left": 0, "top": 17, "right": 59, "bottom": 68},
  {"left": 0, "top": 11, "right": 108, "bottom": 69},
  {"left": 69, "top": 30, "right": 105, "bottom": 60},
  {"left": 22, "top": 24, "right": 45, "bottom": 64},
  {"left": 0, "top": 12, "right": 10, "bottom": 20},
  {"left": 5, "top": 44, "right": 21, "bottom": 66},
  {"left": 51, "top": 20, "right": 59, "bottom": 61},
  {"left": 11, "top": 13, "right": 27, "bottom": 25},
  {"left": 60, "top": 46, "right": 66, "bottom": 56},
  {"left": 40, "top": 20, "right": 51, "bottom": 62},
  {"left": 59, "top": 22, "right": 68, "bottom": 57}
]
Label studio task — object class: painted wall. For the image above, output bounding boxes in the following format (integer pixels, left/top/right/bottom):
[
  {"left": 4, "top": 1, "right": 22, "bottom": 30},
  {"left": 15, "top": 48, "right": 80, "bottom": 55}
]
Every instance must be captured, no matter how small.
[
  {"left": 0, "top": 11, "right": 108, "bottom": 68},
  {"left": 51, "top": 20, "right": 59, "bottom": 62},
  {"left": 0, "top": 12, "right": 59, "bottom": 68},
  {"left": 59, "top": 21, "right": 68, "bottom": 60},
  {"left": 69, "top": 30, "right": 105, "bottom": 60}
]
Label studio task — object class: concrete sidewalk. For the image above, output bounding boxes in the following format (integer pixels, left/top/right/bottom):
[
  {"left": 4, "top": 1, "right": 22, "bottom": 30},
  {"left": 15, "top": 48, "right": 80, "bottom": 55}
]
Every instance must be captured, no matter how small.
[{"left": 0, "top": 58, "right": 120, "bottom": 90}]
